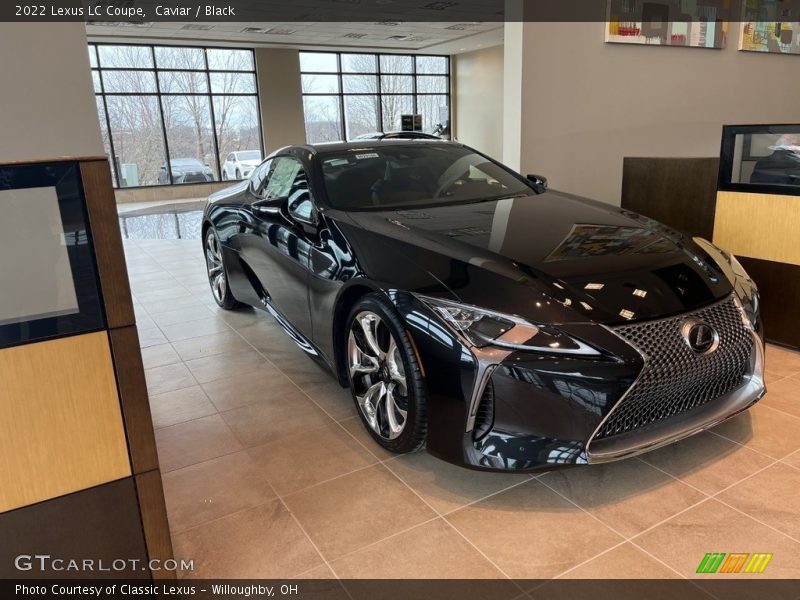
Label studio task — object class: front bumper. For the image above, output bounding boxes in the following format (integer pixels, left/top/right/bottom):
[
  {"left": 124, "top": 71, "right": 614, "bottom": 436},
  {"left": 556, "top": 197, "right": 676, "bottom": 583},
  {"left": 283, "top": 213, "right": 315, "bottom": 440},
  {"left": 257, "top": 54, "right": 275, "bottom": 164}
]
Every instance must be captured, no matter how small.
[{"left": 394, "top": 292, "right": 765, "bottom": 472}]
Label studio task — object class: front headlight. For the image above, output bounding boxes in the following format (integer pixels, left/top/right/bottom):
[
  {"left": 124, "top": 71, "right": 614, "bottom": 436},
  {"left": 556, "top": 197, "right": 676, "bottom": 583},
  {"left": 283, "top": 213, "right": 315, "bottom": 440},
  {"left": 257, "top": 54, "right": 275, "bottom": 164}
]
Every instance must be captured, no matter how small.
[
  {"left": 693, "top": 237, "right": 753, "bottom": 283},
  {"left": 416, "top": 295, "right": 600, "bottom": 356}
]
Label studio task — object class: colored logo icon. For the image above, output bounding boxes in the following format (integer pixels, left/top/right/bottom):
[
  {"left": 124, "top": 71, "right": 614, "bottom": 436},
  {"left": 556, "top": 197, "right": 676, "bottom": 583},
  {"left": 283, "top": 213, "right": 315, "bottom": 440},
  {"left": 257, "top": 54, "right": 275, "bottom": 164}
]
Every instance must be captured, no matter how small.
[{"left": 696, "top": 552, "right": 773, "bottom": 574}]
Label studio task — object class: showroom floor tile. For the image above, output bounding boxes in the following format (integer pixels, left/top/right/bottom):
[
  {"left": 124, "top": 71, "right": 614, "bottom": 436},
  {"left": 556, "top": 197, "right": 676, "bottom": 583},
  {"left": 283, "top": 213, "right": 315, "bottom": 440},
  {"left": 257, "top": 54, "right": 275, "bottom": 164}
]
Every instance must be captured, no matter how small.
[{"left": 124, "top": 238, "right": 800, "bottom": 581}]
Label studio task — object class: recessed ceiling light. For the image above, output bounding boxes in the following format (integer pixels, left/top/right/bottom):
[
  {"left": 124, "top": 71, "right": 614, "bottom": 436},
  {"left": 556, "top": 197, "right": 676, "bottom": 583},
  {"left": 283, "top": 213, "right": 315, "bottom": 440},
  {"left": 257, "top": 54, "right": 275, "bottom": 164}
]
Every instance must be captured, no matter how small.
[{"left": 421, "top": 1, "right": 458, "bottom": 9}]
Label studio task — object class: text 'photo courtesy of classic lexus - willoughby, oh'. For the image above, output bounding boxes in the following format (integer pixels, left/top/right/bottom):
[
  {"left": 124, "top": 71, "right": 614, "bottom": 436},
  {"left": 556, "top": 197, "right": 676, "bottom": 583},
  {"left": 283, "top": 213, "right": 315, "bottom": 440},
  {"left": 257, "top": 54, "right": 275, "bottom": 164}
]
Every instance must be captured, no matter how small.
[{"left": 200, "top": 138, "right": 764, "bottom": 471}]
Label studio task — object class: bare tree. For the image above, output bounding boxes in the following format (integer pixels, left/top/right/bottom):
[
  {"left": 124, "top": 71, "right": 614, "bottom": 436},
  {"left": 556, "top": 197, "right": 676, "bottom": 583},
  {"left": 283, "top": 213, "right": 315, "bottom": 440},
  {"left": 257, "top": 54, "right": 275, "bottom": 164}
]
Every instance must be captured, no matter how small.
[{"left": 94, "top": 45, "right": 260, "bottom": 186}]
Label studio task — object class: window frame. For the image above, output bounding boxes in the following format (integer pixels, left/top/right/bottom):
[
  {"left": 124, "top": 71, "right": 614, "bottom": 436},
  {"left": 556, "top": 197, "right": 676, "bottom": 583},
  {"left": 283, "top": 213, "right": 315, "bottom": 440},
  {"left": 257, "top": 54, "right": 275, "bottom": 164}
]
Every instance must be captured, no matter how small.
[
  {"left": 90, "top": 42, "right": 264, "bottom": 189},
  {"left": 299, "top": 51, "right": 451, "bottom": 142}
]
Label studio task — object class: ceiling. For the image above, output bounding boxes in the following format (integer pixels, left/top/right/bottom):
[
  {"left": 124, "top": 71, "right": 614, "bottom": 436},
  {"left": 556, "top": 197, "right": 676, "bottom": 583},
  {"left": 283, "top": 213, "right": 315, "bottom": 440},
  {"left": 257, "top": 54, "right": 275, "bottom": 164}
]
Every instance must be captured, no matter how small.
[{"left": 85, "top": 21, "right": 504, "bottom": 54}]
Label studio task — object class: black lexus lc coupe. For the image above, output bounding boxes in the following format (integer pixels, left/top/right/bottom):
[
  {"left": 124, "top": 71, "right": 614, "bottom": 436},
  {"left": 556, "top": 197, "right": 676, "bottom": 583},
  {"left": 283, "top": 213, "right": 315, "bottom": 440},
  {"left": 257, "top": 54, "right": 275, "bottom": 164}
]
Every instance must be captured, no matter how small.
[{"left": 202, "top": 140, "right": 765, "bottom": 471}]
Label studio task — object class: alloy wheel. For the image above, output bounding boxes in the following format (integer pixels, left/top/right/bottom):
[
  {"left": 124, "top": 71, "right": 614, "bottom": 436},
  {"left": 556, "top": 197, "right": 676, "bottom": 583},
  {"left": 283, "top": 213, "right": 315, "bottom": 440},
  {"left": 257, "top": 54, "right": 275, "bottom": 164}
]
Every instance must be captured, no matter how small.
[
  {"left": 205, "top": 230, "right": 227, "bottom": 304},
  {"left": 348, "top": 311, "right": 409, "bottom": 440}
]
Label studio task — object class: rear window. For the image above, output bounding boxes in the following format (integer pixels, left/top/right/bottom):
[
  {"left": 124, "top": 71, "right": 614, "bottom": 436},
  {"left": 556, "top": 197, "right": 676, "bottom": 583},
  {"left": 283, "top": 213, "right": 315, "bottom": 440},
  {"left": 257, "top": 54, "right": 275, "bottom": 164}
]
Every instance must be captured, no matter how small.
[{"left": 319, "top": 144, "right": 531, "bottom": 210}]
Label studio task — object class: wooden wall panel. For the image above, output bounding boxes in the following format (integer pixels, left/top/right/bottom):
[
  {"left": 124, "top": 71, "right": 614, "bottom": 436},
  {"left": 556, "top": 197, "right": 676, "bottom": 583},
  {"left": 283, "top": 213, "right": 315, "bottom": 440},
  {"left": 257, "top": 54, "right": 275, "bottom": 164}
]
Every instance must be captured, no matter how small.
[
  {"left": 0, "top": 477, "right": 148, "bottom": 579},
  {"left": 80, "top": 159, "right": 135, "bottom": 329},
  {"left": 621, "top": 157, "right": 720, "bottom": 239},
  {"left": 714, "top": 191, "right": 800, "bottom": 266},
  {"left": 0, "top": 332, "right": 131, "bottom": 513},
  {"left": 136, "top": 470, "right": 175, "bottom": 580},
  {"left": 737, "top": 256, "right": 800, "bottom": 349},
  {"left": 109, "top": 326, "right": 159, "bottom": 474}
]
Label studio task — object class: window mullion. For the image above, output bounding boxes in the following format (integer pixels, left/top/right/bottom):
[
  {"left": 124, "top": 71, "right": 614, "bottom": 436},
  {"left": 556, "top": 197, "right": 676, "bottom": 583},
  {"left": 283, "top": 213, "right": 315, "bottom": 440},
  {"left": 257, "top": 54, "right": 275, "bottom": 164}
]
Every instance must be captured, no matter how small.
[
  {"left": 205, "top": 48, "right": 223, "bottom": 181},
  {"left": 152, "top": 45, "right": 173, "bottom": 185},
  {"left": 337, "top": 53, "right": 346, "bottom": 141}
]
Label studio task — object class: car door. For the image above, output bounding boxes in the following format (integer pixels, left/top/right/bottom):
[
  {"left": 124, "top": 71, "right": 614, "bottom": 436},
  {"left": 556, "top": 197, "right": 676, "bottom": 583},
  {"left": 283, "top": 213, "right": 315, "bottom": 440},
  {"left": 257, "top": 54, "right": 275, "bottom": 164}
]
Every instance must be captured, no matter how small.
[{"left": 239, "top": 155, "right": 315, "bottom": 338}]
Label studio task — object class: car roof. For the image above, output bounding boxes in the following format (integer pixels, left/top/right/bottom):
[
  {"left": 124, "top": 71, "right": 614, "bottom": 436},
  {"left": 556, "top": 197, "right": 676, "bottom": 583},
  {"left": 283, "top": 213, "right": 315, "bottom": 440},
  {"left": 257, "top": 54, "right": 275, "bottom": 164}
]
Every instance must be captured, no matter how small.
[{"left": 288, "top": 139, "right": 456, "bottom": 156}]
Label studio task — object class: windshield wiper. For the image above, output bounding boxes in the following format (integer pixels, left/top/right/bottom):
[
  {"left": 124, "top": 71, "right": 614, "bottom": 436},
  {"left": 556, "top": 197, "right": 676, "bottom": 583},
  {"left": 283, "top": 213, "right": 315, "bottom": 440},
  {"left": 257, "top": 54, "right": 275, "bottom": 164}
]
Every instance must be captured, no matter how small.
[{"left": 489, "top": 192, "right": 530, "bottom": 202}]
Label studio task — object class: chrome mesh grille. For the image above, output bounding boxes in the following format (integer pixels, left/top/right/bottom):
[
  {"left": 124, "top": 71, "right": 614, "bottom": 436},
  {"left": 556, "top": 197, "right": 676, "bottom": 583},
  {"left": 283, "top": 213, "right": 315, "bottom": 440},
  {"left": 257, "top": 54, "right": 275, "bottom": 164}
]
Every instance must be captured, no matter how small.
[{"left": 596, "top": 295, "right": 753, "bottom": 440}]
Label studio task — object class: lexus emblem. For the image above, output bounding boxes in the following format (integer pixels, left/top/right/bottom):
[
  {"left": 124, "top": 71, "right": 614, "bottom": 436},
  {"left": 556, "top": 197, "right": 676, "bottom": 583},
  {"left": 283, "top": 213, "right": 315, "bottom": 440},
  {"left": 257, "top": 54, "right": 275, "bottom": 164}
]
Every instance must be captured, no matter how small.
[{"left": 681, "top": 320, "right": 720, "bottom": 355}]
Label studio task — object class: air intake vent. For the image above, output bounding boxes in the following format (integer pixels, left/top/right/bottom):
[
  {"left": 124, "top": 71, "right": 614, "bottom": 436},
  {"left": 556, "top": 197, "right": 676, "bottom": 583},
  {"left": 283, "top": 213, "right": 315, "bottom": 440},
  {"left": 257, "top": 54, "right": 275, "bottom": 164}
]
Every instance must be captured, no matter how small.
[
  {"left": 421, "top": 1, "right": 459, "bottom": 9},
  {"left": 445, "top": 22, "right": 481, "bottom": 30},
  {"left": 182, "top": 24, "right": 216, "bottom": 31},
  {"left": 473, "top": 381, "right": 495, "bottom": 441}
]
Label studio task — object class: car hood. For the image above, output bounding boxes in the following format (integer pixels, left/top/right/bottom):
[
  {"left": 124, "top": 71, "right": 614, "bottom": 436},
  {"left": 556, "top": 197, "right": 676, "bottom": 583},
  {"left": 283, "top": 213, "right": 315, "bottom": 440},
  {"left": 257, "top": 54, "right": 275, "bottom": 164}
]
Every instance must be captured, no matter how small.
[
  {"left": 334, "top": 190, "right": 734, "bottom": 325},
  {"left": 239, "top": 159, "right": 261, "bottom": 168}
]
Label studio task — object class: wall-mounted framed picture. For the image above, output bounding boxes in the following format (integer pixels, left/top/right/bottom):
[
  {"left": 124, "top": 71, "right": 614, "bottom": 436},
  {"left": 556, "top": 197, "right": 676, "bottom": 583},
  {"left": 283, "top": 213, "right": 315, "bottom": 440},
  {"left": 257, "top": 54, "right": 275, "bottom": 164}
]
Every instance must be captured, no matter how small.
[
  {"left": 605, "top": 0, "right": 729, "bottom": 49},
  {"left": 740, "top": 0, "right": 800, "bottom": 55}
]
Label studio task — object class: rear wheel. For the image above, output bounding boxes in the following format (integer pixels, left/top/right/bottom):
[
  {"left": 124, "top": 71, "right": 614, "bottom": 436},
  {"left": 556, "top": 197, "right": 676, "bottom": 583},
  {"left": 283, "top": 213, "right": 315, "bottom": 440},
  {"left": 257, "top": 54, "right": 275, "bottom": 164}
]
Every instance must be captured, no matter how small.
[
  {"left": 204, "top": 228, "right": 243, "bottom": 310},
  {"left": 346, "top": 294, "right": 427, "bottom": 453}
]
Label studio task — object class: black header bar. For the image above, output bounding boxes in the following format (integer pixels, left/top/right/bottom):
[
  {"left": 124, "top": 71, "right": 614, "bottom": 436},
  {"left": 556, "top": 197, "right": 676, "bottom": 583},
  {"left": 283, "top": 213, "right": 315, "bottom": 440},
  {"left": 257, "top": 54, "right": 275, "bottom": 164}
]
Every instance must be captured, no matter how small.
[{"left": 3, "top": 0, "right": 799, "bottom": 23}]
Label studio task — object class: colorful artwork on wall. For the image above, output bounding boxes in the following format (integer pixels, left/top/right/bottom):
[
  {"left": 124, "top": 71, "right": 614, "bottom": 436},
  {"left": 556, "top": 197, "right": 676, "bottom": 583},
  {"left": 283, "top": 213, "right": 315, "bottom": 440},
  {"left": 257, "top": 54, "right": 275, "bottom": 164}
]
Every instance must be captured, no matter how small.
[
  {"left": 605, "top": 0, "right": 729, "bottom": 49},
  {"left": 740, "top": 0, "right": 800, "bottom": 55}
]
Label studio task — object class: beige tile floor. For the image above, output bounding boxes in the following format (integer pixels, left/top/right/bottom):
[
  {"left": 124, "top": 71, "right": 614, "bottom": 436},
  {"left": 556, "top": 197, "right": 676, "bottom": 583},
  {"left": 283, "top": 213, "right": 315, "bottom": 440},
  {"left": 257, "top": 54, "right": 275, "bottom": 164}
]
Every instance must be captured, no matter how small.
[{"left": 125, "top": 238, "right": 800, "bottom": 582}]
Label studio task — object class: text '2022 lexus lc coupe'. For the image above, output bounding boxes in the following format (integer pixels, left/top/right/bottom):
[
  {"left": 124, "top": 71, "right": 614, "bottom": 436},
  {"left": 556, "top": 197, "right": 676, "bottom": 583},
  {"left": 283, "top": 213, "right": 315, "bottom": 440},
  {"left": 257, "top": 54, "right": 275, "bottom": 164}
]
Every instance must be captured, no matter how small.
[{"left": 202, "top": 140, "right": 765, "bottom": 471}]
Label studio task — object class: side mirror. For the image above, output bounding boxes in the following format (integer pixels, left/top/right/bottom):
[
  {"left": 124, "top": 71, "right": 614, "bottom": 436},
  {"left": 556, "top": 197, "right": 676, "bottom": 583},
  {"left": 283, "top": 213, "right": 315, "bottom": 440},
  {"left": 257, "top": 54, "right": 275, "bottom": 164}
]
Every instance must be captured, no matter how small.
[
  {"left": 527, "top": 173, "right": 548, "bottom": 194},
  {"left": 252, "top": 196, "right": 285, "bottom": 215}
]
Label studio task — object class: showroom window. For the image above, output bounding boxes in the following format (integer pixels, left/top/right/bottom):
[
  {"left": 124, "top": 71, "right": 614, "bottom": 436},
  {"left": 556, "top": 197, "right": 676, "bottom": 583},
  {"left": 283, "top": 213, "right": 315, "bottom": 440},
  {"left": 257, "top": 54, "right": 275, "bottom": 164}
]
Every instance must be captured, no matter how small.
[
  {"left": 89, "top": 43, "right": 263, "bottom": 187},
  {"left": 299, "top": 52, "right": 450, "bottom": 143}
]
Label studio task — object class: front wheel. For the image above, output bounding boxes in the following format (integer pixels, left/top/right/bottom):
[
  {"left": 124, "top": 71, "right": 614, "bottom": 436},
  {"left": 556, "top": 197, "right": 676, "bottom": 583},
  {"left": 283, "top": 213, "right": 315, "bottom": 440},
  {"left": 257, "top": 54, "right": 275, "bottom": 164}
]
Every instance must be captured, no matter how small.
[
  {"left": 204, "top": 228, "right": 243, "bottom": 310},
  {"left": 345, "top": 294, "right": 427, "bottom": 453}
]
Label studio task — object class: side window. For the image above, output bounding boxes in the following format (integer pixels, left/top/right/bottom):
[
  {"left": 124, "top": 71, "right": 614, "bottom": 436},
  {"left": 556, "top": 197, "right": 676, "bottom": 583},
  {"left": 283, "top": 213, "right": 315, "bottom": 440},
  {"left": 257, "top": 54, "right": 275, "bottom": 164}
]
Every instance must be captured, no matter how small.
[
  {"left": 263, "top": 157, "right": 302, "bottom": 200},
  {"left": 250, "top": 159, "right": 272, "bottom": 192},
  {"left": 287, "top": 167, "right": 315, "bottom": 223},
  {"left": 226, "top": 153, "right": 234, "bottom": 163}
]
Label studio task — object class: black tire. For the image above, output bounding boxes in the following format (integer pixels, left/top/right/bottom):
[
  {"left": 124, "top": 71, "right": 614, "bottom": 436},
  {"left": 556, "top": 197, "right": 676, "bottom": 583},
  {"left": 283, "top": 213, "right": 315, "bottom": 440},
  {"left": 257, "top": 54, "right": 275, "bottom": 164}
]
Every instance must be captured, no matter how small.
[
  {"left": 235, "top": 169, "right": 241, "bottom": 179},
  {"left": 345, "top": 293, "right": 427, "bottom": 453},
  {"left": 222, "top": 171, "right": 228, "bottom": 180},
  {"left": 204, "top": 227, "right": 244, "bottom": 310}
]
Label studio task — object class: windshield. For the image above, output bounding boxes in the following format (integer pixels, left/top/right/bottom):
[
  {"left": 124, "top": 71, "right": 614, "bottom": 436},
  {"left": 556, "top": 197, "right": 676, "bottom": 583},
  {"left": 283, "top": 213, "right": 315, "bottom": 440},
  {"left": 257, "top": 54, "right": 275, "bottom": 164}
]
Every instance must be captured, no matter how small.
[
  {"left": 170, "top": 159, "right": 203, "bottom": 167},
  {"left": 238, "top": 151, "right": 261, "bottom": 161},
  {"left": 319, "top": 144, "right": 532, "bottom": 210}
]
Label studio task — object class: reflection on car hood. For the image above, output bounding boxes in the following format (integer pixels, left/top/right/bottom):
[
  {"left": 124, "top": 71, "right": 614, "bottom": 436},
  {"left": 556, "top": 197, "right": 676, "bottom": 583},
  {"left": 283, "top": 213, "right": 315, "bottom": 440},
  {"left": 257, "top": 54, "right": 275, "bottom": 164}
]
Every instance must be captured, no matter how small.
[{"left": 337, "top": 190, "right": 733, "bottom": 325}]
